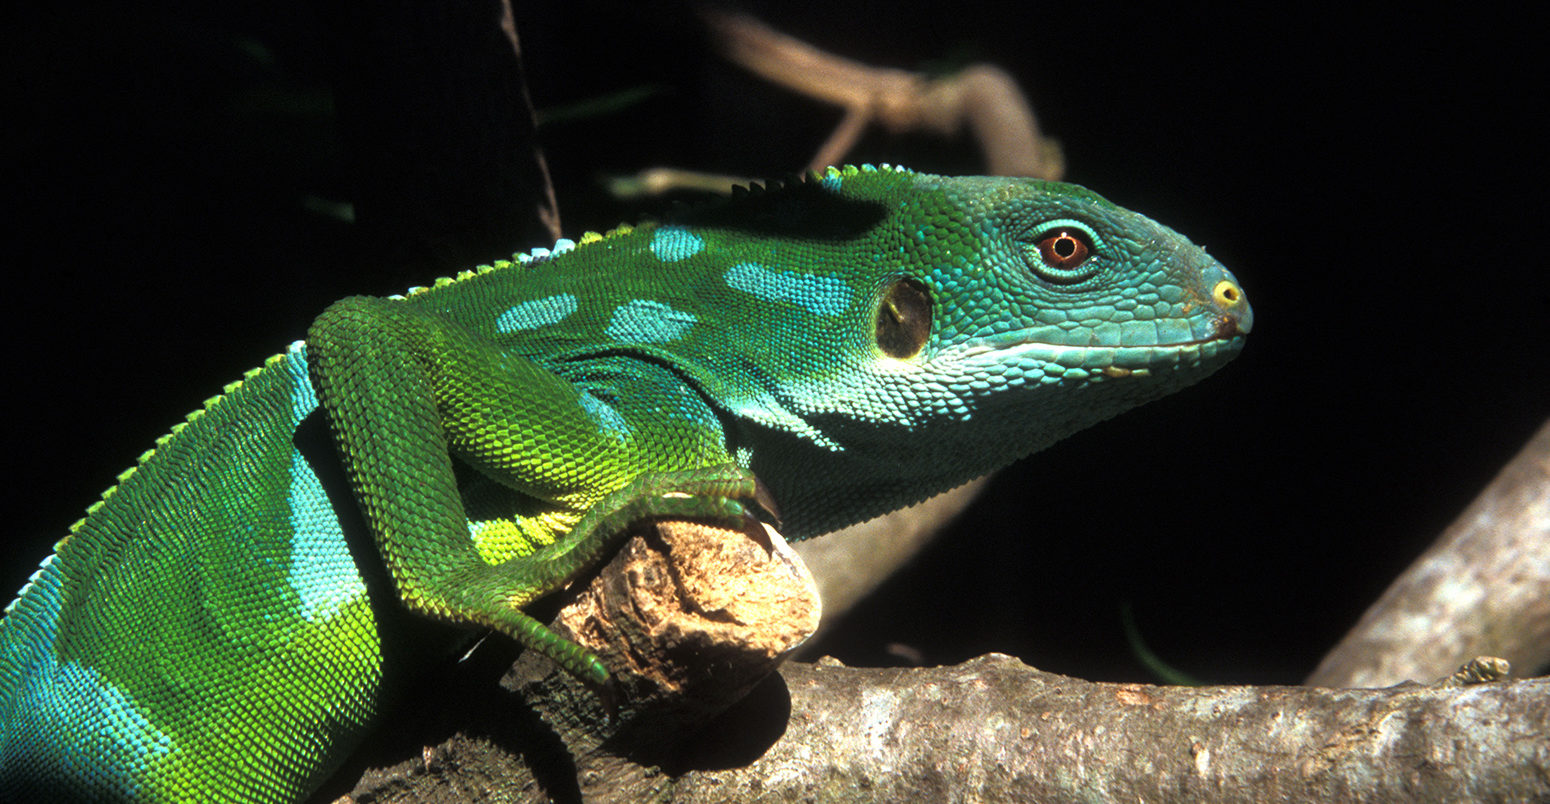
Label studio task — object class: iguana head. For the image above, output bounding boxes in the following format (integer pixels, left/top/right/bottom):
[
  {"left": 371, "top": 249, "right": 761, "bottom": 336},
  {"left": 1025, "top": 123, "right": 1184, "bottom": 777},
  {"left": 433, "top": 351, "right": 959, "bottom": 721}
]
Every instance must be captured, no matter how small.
[{"left": 722, "top": 166, "right": 1252, "bottom": 537}]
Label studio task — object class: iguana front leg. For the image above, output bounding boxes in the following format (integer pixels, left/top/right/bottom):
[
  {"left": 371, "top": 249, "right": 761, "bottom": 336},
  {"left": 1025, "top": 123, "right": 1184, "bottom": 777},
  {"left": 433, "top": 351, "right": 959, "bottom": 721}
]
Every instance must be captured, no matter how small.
[{"left": 306, "top": 296, "right": 759, "bottom": 686}]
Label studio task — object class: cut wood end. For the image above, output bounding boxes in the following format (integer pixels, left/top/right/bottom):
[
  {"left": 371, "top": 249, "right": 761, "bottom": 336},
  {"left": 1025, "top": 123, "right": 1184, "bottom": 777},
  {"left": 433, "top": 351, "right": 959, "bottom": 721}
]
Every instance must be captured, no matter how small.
[{"left": 559, "top": 519, "right": 821, "bottom": 702}]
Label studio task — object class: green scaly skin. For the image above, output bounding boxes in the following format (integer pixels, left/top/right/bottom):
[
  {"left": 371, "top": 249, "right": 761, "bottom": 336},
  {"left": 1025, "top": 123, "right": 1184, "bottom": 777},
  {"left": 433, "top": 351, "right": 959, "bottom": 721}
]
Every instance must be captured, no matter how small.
[{"left": 0, "top": 165, "right": 1251, "bottom": 802}]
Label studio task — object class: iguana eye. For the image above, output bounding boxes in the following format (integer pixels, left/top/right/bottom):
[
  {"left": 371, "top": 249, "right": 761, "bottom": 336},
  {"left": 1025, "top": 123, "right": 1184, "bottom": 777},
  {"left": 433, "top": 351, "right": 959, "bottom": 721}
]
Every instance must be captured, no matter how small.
[
  {"left": 1027, "top": 221, "right": 1101, "bottom": 284},
  {"left": 1036, "top": 229, "right": 1090, "bottom": 271}
]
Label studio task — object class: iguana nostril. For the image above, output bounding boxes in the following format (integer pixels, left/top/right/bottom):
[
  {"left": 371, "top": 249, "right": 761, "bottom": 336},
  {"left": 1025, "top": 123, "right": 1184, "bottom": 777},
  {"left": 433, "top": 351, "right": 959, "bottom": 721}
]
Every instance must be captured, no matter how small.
[{"left": 1211, "top": 279, "right": 1252, "bottom": 334}]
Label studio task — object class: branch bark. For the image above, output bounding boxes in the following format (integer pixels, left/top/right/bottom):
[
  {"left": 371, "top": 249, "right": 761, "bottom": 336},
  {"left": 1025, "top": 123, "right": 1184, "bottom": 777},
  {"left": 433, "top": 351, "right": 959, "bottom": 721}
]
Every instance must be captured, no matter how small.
[
  {"left": 1309, "top": 417, "right": 1550, "bottom": 687},
  {"left": 344, "top": 651, "right": 1548, "bottom": 801},
  {"left": 701, "top": 10, "right": 1064, "bottom": 180},
  {"left": 674, "top": 659, "right": 1548, "bottom": 802},
  {"left": 339, "top": 507, "right": 1549, "bottom": 802}
]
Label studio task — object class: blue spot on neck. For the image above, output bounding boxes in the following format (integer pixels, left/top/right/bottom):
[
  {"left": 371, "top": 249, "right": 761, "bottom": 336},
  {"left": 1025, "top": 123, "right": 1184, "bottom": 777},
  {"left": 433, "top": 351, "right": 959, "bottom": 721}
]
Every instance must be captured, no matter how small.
[
  {"left": 606, "top": 300, "right": 697, "bottom": 343},
  {"left": 651, "top": 226, "right": 705, "bottom": 262},
  {"left": 496, "top": 295, "right": 579, "bottom": 332},
  {"left": 724, "top": 262, "right": 851, "bottom": 316}
]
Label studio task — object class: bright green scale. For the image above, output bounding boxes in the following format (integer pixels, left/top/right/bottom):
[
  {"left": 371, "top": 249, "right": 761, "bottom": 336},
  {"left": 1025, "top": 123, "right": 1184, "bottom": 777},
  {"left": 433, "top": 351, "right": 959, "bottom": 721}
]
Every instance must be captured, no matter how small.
[{"left": 0, "top": 165, "right": 1251, "bottom": 801}]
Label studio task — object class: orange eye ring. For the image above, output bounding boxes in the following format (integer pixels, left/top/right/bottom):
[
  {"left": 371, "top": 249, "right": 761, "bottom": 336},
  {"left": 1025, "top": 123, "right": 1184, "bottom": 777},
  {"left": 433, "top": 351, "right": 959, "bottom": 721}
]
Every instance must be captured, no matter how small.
[{"left": 1036, "top": 229, "right": 1091, "bottom": 270}]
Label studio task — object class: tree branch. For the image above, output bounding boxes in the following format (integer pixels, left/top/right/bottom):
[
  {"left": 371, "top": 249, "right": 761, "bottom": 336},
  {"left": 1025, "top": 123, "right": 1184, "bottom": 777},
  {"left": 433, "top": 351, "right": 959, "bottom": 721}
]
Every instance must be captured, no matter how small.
[
  {"left": 674, "top": 658, "right": 1548, "bottom": 802},
  {"left": 701, "top": 10, "right": 1064, "bottom": 179},
  {"left": 343, "top": 650, "right": 1548, "bottom": 801},
  {"left": 1309, "top": 417, "right": 1550, "bottom": 687},
  {"left": 339, "top": 506, "right": 1549, "bottom": 801}
]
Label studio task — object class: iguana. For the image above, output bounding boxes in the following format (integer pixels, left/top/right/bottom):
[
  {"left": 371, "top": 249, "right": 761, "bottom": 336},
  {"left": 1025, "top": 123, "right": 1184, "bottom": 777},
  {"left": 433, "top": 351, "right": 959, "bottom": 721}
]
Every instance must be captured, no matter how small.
[{"left": 0, "top": 165, "right": 1251, "bottom": 802}]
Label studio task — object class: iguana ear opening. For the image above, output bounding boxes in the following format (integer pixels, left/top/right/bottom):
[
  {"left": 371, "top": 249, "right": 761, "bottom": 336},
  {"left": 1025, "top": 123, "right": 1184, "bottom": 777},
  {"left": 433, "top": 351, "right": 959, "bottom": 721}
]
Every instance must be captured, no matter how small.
[{"left": 874, "top": 278, "right": 932, "bottom": 359}]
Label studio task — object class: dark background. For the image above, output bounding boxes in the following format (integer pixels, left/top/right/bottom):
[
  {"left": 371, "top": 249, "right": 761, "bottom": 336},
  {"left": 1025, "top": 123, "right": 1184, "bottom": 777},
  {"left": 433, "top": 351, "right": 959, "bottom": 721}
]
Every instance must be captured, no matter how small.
[{"left": 4, "top": 2, "right": 1545, "bottom": 687}]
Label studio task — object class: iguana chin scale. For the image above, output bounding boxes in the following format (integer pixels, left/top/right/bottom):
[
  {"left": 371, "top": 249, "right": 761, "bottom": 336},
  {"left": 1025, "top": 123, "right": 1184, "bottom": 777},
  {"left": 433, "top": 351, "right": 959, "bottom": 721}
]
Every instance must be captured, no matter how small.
[{"left": 0, "top": 165, "right": 1251, "bottom": 802}]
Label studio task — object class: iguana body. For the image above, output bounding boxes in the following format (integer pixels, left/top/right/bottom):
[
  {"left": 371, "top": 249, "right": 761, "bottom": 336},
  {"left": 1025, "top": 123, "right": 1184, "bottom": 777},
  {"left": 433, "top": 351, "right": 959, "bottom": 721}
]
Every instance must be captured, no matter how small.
[{"left": 0, "top": 165, "right": 1251, "bottom": 802}]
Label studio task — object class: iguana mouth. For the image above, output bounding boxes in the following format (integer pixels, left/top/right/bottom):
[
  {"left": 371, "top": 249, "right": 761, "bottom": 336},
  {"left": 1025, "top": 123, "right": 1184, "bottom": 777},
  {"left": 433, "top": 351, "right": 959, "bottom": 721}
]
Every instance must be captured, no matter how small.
[
  {"left": 997, "top": 320, "right": 1246, "bottom": 351},
  {"left": 1206, "top": 312, "right": 1246, "bottom": 341},
  {"left": 956, "top": 329, "right": 1245, "bottom": 378},
  {"left": 1155, "top": 317, "right": 1245, "bottom": 349},
  {"left": 1101, "top": 331, "right": 1246, "bottom": 377}
]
